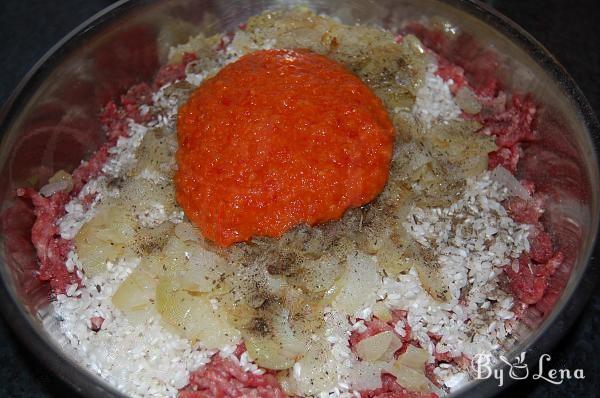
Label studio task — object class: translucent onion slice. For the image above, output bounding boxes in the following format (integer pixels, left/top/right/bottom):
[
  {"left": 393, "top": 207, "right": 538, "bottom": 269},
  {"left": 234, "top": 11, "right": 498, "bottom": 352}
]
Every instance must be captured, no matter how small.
[
  {"left": 412, "top": 246, "right": 450, "bottom": 303},
  {"left": 332, "top": 251, "right": 382, "bottom": 316},
  {"left": 347, "top": 360, "right": 385, "bottom": 391},
  {"left": 94, "top": 219, "right": 136, "bottom": 244},
  {"left": 156, "top": 277, "right": 241, "bottom": 349},
  {"left": 92, "top": 204, "right": 135, "bottom": 245},
  {"left": 380, "top": 333, "right": 404, "bottom": 361},
  {"left": 178, "top": 246, "right": 231, "bottom": 293},
  {"left": 112, "top": 268, "right": 157, "bottom": 313},
  {"left": 162, "top": 236, "right": 191, "bottom": 270},
  {"left": 76, "top": 239, "right": 122, "bottom": 275},
  {"left": 455, "top": 86, "right": 482, "bottom": 115},
  {"left": 376, "top": 238, "right": 414, "bottom": 276},
  {"left": 355, "top": 331, "right": 395, "bottom": 361},
  {"left": 394, "top": 142, "right": 431, "bottom": 171},
  {"left": 75, "top": 204, "right": 136, "bottom": 275},
  {"left": 125, "top": 305, "right": 158, "bottom": 325},
  {"left": 174, "top": 221, "right": 200, "bottom": 242},
  {"left": 385, "top": 344, "right": 431, "bottom": 393},
  {"left": 372, "top": 301, "right": 393, "bottom": 322},
  {"left": 245, "top": 335, "right": 296, "bottom": 370},
  {"left": 396, "top": 345, "right": 429, "bottom": 369},
  {"left": 40, "top": 170, "right": 73, "bottom": 197},
  {"left": 241, "top": 306, "right": 306, "bottom": 370},
  {"left": 414, "top": 261, "right": 450, "bottom": 303},
  {"left": 385, "top": 362, "right": 431, "bottom": 393},
  {"left": 290, "top": 338, "right": 339, "bottom": 395},
  {"left": 141, "top": 253, "right": 167, "bottom": 277},
  {"left": 288, "top": 254, "right": 343, "bottom": 293}
]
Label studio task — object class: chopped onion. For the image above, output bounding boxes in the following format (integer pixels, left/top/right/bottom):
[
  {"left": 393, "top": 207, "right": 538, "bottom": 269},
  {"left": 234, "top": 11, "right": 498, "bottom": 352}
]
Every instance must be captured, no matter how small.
[
  {"left": 455, "top": 86, "right": 482, "bottom": 115},
  {"left": 75, "top": 204, "right": 136, "bottom": 275},
  {"left": 381, "top": 333, "right": 404, "bottom": 361},
  {"left": 387, "top": 345, "right": 431, "bottom": 392},
  {"left": 289, "top": 254, "right": 342, "bottom": 293},
  {"left": 386, "top": 362, "right": 431, "bottom": 392},
  {"left": 396, "top": 345, "right": 429, "bottom": 369},
  {"left": 269, "top": 307, "right": 306, "bottom": 357},
  {"left": 40, "top": 169, "right": 73, "bottom": 197},
  {"left": 245, "top": 335, "right": 296, "bottom": 370},
  {"left": 41, "top": 169, "right": 73, "bottom": 197},
  {"left": 178, "top": 266, "right": 219, "bottom": 292},
  {"left": 332, "top": 252, "right": 382, "bottom": 316},
  {"left": 401, "top": 34, "right": 426, "bottom": 55},
  {"left": 395, "top": 142, "right": 430, "bottom": 171},
  {"left": 39, "top": 180, "right": 69, "bottom": 197},
  {"left": 124, "top": 305, "right": 158, "bottom": 325},
  {"left": 347, "top": 361, "right": 385, "bottom": 390},
  {"left": 414, "top": 259, "right": 450, "bottom": 303},
  {"left": 174, "top": 221, "right": 199, "bottom": 242},
  {"left": 372, "top": 301, "right": 393, "bottom": 322},
  {"left": 112, "top": 268, "right": 156, "bottom": 314},
  {"left": 490, "top": 165, "right": 531, "bottom": 200},
  {"left": 95, "top": 219, "right": 136, "bottom": 245},
  {"left": 178, "top": 247, "right": 231, "bottom": 292},
  {"left": 156, "top": 277, "right": 241, "bottom": 349},
  {"left": 376, "top": 241, "right": 414, "bottom": 276},
  {"left": 355, "top": 331, "right": 395, "bottom": 361},
  {"left": 290, "top": 338, "right": 339, "bottom": 395},
  {"left": 76, "top": 241, "right": 120, "bottom": 275},
  {"left": 241, "top": 306, "right": 306, "bottom": 371}
]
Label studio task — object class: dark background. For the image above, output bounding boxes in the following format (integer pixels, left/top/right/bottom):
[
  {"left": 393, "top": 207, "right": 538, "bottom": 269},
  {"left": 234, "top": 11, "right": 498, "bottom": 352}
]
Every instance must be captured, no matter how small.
[{"left": 0, "top": 0, "right": 598, "bottom": 397}]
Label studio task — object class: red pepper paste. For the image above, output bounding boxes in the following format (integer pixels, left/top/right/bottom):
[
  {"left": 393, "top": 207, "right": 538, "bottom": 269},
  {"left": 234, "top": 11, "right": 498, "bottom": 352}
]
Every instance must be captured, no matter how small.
[{"left": 176, "top": 49, "right": 394, "bottom": 247}]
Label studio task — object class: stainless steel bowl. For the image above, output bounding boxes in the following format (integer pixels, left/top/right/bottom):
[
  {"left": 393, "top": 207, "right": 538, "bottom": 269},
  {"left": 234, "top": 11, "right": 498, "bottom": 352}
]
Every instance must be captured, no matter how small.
[{"left": 0, "top": 1, "right": 598, "bottom": 397}]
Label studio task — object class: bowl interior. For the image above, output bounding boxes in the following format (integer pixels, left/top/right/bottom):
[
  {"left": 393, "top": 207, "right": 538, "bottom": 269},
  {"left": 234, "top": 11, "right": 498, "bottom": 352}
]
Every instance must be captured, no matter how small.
[{"left": 0, "top": 1, "right": 598, "bottom": 397}]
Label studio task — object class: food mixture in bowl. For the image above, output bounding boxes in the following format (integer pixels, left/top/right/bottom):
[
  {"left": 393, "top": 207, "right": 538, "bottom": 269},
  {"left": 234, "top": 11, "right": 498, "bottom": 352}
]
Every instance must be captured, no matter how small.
[{"left": 18, "top": 8, "right": 563, "bottom": 398}]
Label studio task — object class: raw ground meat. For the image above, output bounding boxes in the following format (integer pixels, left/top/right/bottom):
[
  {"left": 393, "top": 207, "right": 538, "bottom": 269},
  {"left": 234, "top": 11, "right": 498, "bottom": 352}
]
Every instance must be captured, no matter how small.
[
  {"left": 89, "top": 316, "right": 105, "bottom": 332},
  {"left": 0, "top": 197, "right": 42, "bottom": 296},
  {"left": 405, "top": 20, "right": 566, "bottom": 392},
  {"left": 528, "top": 226, "right": 554, "bottom": 264},
  {"left": 503, "top": 194, "right": 545, "bottom": 225},
  {"left": 505, "top": 252, "right": 564, "bottom": 305},
  {"left": 487, "top": 145, "right": 521, "bottom": 173},
  {"left": 101, "top": 83, "right": 154, "bottom": 141},
  {"left": 179, "top": 355, "right": 286, "bottom": 398},
  {"left": 101, "top": 52, "right": 196, "bottom": 141},
  {"left": 480, "top": 95, "right": 537, "bottom": 148},
  {"left": 424, "top": 25, "right": 537, "bottom": 177},
  {"left": 361, "top": 374, "right": 437, "bottom": 398},
  {"left": 70, "top": 144, "right": 110, "bottom": 194},
  {"left": 153, "top": 52, "right": 197, "bottom": 89},
  {"left": 480, "top": 96, "right": 536, "bottom": 173},
  {"left": 435, "top": 57, "right": 467, "bottom": 93},
  {"left": 16, "top": 188, "right": 77, "bottom": 294},
  {"left": 533, "top": 251, "right": 574, "bottom": 316}
]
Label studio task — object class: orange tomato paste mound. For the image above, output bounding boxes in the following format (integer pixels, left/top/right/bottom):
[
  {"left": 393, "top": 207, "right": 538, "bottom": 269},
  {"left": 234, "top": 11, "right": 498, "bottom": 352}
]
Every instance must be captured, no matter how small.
[{"left": 176, "top": 49, "right": 394, "bottom": 247}]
